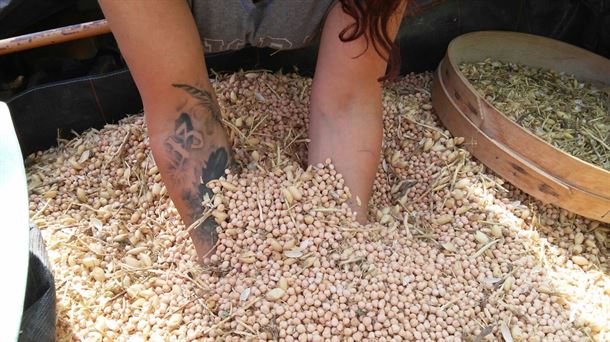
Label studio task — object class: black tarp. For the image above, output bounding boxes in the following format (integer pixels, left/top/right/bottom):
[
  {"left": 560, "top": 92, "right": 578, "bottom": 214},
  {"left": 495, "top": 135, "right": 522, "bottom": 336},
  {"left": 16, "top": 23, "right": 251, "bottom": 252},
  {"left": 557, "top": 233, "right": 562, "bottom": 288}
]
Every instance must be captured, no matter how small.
[{"left": 19, "top": 224, "right": 56, "bottom": 342}]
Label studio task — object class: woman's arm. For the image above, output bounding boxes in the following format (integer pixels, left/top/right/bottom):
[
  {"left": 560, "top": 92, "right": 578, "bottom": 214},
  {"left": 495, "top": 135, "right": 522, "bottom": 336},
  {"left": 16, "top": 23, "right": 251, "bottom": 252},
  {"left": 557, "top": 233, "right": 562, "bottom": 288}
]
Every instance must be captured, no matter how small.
[
  {"left": 99, "top": 1, "right": 230, "bottom": 259},
  {"left": 309, "top": 2, "right": 406, "bottom": 222}
]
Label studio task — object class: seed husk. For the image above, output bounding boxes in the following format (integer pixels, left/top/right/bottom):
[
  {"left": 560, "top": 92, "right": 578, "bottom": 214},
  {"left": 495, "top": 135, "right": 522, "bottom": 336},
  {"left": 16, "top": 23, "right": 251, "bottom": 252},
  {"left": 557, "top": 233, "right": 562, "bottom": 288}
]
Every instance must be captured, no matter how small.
[
  {"left": 240, "top": 252, "right": 256, "bottom": 264},
  {"left": 152, "top": 183, "right": 162, "bottom": 196},
  {"left": 167, "top": 313, "right": 183, "bottom": 331},
  {"left": 82, "top": 256, "right": 98, "bottom": 268},
  {"left": 303, "top": 215, "right": 314, "bottom": 225},
  {"left": 303, "top": 256, "right": 316, "bottom": 268},
  {"left": 224, "top": 228, "right": 239, "bottom": 236},
  {"left": 490, "top": 225, "right": 503, "bottom": 238},
  {"left": 281, "top": 188, "right": 294, "bottom": 205},
  {"left": 266, "top": 288, "right": 285, "bottom": 301},
  {"left": 139, "top": 253, "right": 153, "bottom": 267},
  {"left": 91, "top": 267, "right": 106, "bottom": 281},
  {"left": 269, "top": 239, "right": 283, "bottom": 252},
  {"left": 76, "top": 188, "right": 87, "bottom": 202},
  {"left": 572, "top": 255, "right": 588, "bottom": 266},
  {"left": 300, "top": 171, "right": 312, "bottom": 182},
  {"left": 454, "top": 178, "right": 470, "bottom": 189},
  {"left": 503, "top": 275, "right": 515, "bottom": 293},
  {"left": 574, "top": 232, "right": 585, "bottom": 245},
  {"left": 127, "top": 246, "right": 148, "bottom": 255},
  {"left": 212, "top": 210, "right": 228, "bottom": 224},
  {"left": 283, "top": 249, "right": 303, "bottom": 258},
  {"left": 129, "top": 211, "right": 141, "bottom": 224},
  {"left": 240, "top": 288, "right": 251, "bottom": 301},
  {"left": 442, "top": 242, "right": 457, "bottom": 252},
  {"left": 283, "top": 239, "right": 296, "bottom": 250},
  {"left": 474, "top": 231, "right": 490, "bottom": 244},
  {"left": 278, "top": 278, "right": 288, "bottom": 291},
  {"left": 434, "top": 214, "right": 454, "bottom": 226},
  {"left": 455, "top": 205, "right": 471, "bottom": 215},
  {"left": 287, "top": 185, "right": 302, "bottom": 201},
  {"left": 218, "top": 180, "right": 238, "bottom": 192},
  {"left": 511, "top": 325, "right": 523, "bottom": 340},
  {"left": 43, "top": 190, "right": 58, "bottom": 199},
  {"left": 423, "top": 138, "right": 434, "bottom": 151},
  {"left": 246, "top": 150, "right": 259, "bottom": 164},
  {"left": 124, "top": 255, "right": 141, "bottom": 268},
  {"left": 452, "top": 189, "right": 466, "bottom": 200}
]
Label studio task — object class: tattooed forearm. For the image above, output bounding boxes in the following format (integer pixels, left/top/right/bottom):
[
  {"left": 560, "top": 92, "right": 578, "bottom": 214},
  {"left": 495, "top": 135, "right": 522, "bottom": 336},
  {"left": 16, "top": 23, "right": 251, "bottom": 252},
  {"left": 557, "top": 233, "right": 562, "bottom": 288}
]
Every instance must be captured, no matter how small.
[
  {"left": 164, "top": 113, "right": 204, "bottom": 171},
  {"left": 158, "top": 82, "right": 232, "bottom": 259},
  {"left": 173, "top": 83, "right": 223, "bottom": 124},
  {"left": 164, "top": 83, "right": 224, "bottom": 175}
]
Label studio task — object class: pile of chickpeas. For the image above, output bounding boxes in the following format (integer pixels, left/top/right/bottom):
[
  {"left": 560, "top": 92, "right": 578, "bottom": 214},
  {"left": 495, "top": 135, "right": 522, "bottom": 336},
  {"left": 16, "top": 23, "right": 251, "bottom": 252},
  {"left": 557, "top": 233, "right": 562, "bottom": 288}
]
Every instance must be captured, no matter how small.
[{"left": 27, "top": 72, "right": 608, "bottom": 341}]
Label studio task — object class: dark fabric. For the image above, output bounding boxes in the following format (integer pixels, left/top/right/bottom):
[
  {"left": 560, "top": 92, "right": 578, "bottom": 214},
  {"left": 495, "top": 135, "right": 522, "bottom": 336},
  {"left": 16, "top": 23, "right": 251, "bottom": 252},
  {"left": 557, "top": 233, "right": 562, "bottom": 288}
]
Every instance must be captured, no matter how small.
[
  {"left": 188, "top": 0, "right": 336, "bottom": 52},
  {"left": 19, "top": 224, "right": 56, "bottom": 342},
  {"left": 396, "top": 0, "right": 610, "bottom": 73},
  {"left": 580, "top": 0, "right": 610, "bottom": 57}
]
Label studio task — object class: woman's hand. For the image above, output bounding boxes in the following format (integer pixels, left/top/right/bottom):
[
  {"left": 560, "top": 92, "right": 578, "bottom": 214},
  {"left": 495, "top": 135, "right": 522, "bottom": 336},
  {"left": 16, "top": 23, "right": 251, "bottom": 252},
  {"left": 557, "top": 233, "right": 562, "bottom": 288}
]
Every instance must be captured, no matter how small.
[
  {"left": 99, "top": 0, "right": 231, "bottom": 261},
  {"left": 309, "top": 1, "right": 407, "bottom": 223}
]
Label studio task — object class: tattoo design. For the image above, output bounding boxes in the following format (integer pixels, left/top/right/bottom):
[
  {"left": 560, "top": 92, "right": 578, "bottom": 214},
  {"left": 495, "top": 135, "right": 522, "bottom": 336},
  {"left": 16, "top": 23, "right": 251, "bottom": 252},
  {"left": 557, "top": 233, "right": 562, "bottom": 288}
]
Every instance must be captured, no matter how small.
[
  {"left": 162, "top": 83, "right": 233, "bottom": 255},
  {"left": 180, "top": 147, "right": 230, "bottom": 217},
  {"left": 185, "top": 146, "right": 230, "bottom": 254},
  {"left": 165, "top": 113, "right": 204, "bottom": 171},
  {"left": 173, "top": 83, "right": 223, "bottom": 124},
  {"left": 199, "top": 147, "right": 230, "bottom": 199},
  {"left": 191, "top": 216, "right": 219, "bottom": 255}
]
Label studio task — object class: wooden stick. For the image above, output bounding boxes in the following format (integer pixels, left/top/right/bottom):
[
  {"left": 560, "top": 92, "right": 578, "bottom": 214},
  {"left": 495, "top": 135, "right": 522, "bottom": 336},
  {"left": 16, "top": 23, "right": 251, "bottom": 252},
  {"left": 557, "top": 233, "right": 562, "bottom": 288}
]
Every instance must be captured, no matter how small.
[{"left": 0, "top": 19, "right": 110, "bottom": 56}]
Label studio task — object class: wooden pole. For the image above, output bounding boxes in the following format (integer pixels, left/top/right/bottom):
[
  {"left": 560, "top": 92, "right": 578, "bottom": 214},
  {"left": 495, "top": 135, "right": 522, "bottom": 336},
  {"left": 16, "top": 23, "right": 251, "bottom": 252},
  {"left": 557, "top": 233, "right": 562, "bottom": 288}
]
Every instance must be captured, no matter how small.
[{"left": 0, "top": 19, "right": 110, "bottom": 56}]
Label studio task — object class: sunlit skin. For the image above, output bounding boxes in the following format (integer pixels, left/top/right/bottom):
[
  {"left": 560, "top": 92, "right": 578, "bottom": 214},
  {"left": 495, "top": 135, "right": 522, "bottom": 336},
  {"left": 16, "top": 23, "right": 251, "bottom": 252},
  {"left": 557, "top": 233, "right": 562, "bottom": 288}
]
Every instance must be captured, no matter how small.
[{"left": 99, "top": 0, "right": 406, "bottom": 260}]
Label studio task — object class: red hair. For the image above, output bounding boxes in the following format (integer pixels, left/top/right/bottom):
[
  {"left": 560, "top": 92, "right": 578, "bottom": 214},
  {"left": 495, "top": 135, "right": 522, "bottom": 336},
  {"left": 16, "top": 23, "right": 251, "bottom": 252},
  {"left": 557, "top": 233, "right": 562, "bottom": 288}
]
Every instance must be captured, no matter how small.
[{"left": 337, "top": 0, "right": 406, "bottom": 82}]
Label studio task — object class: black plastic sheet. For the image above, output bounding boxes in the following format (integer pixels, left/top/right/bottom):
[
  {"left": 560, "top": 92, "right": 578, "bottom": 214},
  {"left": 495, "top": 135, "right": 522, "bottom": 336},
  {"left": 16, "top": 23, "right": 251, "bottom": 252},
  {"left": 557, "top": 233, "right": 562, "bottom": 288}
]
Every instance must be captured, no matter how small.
[
  {"left": 19, "top": 224, "right": 56, "bottom": 342},
  {"left": 8, "top": 69, "right": 143, "bottom": 156}
]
